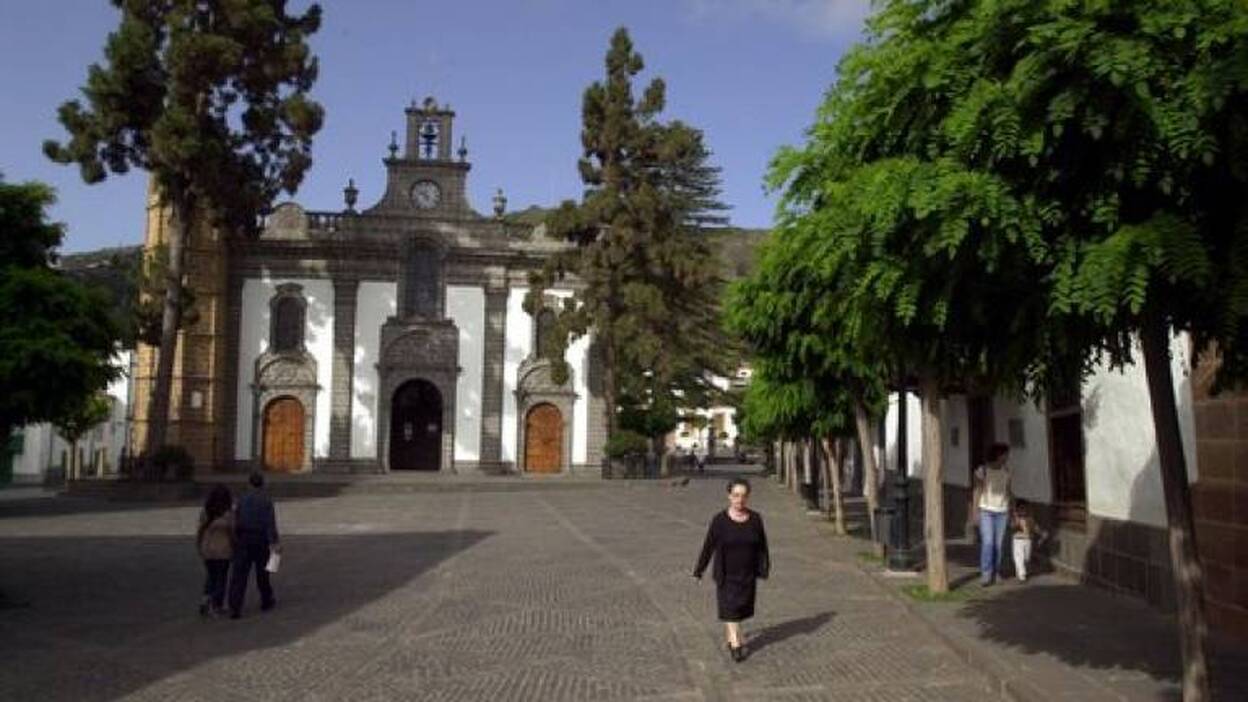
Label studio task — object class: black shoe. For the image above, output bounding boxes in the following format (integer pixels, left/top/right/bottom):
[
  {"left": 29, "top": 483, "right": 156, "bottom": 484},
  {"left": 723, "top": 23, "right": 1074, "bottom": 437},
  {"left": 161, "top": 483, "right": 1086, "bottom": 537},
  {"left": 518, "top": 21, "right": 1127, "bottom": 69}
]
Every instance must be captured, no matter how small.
[
  {"left": 229, "top": 611, "right": 241, "bottom": 620},
  {"left": 198, "top": 602, "right": 209, "bottom": 617},
  {"left": 261, "top": 599, "right": 276, "bottom": 612},
  {"left": 729, "top": 644, "right": 743, "bottom": 662}
]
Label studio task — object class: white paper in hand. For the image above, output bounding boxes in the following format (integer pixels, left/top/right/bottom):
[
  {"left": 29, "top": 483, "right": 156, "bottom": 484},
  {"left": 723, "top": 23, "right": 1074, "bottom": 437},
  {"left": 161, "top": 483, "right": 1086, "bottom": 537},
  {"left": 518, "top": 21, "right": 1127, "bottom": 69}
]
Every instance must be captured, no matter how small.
[{"left": 265, "top": 550, "right": 281, "bottom": 574}]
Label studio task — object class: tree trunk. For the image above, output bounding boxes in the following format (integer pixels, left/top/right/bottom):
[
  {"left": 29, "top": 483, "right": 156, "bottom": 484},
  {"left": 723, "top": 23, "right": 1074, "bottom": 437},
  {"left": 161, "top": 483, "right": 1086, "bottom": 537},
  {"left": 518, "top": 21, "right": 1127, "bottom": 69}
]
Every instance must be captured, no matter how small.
[
  {"left": 821, "top": 436, "right": 846, "bottom": 535},
  {"left": 144, "top": 198, "right": 190, "bottom": 459},
  {"left": 855, "top": 399, "right": 880, "bottom": 541},
  {"left": 602, "top": 325, "right": 618, "bottom": 438},
  {"left": 920, "top": 377, "right": 948, "bottom": 594},
  {"left": 1140, "top": 315, "right": 1210, "bottom": 702}
]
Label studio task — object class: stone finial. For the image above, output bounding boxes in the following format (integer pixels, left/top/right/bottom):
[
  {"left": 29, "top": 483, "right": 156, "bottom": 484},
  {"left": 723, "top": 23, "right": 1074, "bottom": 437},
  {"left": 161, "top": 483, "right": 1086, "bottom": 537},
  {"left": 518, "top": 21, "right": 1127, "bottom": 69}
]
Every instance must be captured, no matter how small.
[
  {"left": 343, "top": 178, "right": 358, "bottom": 212},
  {"left": 388, "top": 131, "right": 399, "bottom": 159},
  {"left": 458, "top": 136, "right": 468, "bottom": 162},
  {"left": 492, "top": 188, "right": 507, "bottom": 219}
]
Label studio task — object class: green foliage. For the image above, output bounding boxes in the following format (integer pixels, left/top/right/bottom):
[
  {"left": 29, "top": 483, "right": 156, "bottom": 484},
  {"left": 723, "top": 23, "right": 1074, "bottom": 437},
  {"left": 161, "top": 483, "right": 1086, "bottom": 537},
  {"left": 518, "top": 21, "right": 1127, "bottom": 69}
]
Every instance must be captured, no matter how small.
[
  {"left": 529, "top": 27, "right": 738, "bottom": 435},
  {"left": 53, "top": 393, "right": 113, "bottom": 446},
  {"left": 0, "top": 177, "right": 122, "bottom": 443},
  {"left": 44, "top": 0, "right": 325, "bottom": 236},
  {"left": 603, "top": 430, "right": 649, "bottom": 459}
]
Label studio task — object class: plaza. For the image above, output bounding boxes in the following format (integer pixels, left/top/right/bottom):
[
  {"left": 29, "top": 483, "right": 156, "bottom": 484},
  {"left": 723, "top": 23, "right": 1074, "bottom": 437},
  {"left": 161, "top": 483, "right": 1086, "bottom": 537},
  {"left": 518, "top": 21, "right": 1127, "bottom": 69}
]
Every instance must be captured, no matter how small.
[{"left": 0, "top": 468, "right": 994, "bottom": 701}]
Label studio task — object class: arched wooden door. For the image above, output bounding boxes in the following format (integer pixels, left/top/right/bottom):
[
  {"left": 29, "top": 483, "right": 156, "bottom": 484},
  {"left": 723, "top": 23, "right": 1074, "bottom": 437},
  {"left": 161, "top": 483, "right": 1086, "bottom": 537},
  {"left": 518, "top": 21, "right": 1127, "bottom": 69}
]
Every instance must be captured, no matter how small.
[
  {"left": 390, "top": 379, "right": 442, "bottom": 471},
  {"left": 263, "top": 397, "right": 304, "bottom": 472},
  {"left": 524, "top": 403, "right": 562, "bottom": 473}
]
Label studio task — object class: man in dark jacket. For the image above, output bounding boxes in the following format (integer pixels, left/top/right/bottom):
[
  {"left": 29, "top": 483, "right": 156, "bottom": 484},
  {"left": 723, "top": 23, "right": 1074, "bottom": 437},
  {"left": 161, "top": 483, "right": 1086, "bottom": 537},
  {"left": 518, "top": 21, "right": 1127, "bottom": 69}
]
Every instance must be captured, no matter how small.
[{"left": 228, "top": 471, "right": 280, "bottom": 618}]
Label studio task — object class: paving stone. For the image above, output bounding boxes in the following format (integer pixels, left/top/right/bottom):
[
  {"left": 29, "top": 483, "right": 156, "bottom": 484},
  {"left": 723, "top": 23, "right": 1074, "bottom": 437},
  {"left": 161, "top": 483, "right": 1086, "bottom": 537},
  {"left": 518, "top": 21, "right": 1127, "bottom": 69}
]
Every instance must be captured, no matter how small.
[{"left": 0, "top": 467, "right": 992, "bottom": 701}]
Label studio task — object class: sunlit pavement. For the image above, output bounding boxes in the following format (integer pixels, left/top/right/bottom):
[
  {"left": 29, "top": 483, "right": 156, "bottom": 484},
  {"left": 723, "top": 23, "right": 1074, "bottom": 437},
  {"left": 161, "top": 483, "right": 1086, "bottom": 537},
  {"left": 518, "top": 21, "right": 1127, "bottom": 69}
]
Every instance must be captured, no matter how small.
[{"left": 0, "top": 467, "right": 992, "bottom": 701}]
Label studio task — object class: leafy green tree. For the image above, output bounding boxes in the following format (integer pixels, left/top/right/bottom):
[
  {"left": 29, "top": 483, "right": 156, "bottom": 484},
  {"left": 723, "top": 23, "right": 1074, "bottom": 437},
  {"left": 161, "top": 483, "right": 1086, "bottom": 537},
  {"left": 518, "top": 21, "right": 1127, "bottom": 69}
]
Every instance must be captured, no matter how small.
[
  {"left": 0, "top": 177, "right": 121, "bottom": 456},
  {"left": 740, "top": 364, "right": 859, "bottom": 534},
  {"left": 727, "top": 229, "right": 892, "bottom": 537},
  {"left": 45, "top": 0, "right": 324, "bottom": 460},
  {"left": 54, "top": 393, "right": 113, "bottom": 480},
  {"left": 774, "top": 0, "right": 1248, "bottom": 694},
  {"left": 530, "top": 27, "right": 734, "bottom": 440}
]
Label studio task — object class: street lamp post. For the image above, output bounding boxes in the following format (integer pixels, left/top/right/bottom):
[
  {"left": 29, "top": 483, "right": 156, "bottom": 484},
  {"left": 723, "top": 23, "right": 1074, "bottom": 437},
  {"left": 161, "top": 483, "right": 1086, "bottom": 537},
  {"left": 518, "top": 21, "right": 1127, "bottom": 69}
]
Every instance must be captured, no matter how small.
[{"left": 889, "top": 387, "right": 917, "bottom": 571}]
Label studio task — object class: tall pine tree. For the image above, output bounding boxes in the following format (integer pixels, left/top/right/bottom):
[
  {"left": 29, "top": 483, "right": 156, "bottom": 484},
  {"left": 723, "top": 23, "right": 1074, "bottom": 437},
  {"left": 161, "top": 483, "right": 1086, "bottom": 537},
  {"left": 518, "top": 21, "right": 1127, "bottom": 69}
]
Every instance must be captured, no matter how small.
[{"left": 530, "top": 28, "right": 734, "bottom": 445}]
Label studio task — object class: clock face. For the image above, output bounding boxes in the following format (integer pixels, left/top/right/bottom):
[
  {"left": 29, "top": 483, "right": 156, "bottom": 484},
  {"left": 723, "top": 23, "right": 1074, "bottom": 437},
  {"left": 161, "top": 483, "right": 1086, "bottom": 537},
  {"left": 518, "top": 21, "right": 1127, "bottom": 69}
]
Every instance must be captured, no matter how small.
[{"left": 411, "top": 180, "right": 441, "bottom": 209}]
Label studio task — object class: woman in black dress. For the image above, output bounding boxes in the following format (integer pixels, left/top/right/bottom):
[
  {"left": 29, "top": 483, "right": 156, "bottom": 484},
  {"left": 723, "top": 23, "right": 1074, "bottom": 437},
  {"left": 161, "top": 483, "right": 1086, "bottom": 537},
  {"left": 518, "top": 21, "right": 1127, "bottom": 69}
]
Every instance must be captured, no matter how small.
[{"left": 693, "top": 478, "right": 770, "bottom": 662}]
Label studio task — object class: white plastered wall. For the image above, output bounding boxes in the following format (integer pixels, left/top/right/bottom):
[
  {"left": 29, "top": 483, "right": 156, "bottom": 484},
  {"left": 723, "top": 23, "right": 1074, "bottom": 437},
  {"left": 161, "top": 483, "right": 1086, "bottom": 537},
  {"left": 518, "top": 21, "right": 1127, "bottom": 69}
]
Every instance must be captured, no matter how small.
[
  {"left": 501, "top": 287, "right": 532, "bottom": 464},
  {"left": 350, "top": 282, "right": 397, "bottom": 459},
  {"left": 447, "top": 286, "right": 484, "bottom": 462},
  {"left": 884, "top": 392, "right": 924, "bottom": 477},
  {"left": 501, "top": 287, "right": 590, "bottom": 465},
  {"left": 235, "top": 278, "right": 334, "bottom": 460},
  {"left": 1082, "top": 332, "right": 1198, "bottom": 527}
]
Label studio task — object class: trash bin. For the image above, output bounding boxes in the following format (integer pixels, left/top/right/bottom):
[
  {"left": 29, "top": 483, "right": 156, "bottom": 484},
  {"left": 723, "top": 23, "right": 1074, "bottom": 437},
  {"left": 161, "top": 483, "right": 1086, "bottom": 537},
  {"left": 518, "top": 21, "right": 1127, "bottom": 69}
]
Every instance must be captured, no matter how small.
[
  {"left": 873, "top": 506, "right": 894, "bottom": 547},
  {"left": 800, "top": 482, "right": 819, "bottom": 510}
]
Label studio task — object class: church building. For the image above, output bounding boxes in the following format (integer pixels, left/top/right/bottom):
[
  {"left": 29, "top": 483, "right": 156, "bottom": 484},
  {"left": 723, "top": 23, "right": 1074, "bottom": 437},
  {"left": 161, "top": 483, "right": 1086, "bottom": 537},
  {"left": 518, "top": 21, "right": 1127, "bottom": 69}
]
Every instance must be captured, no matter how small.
[{"left": 130, "top": 98, "right": 606, "bottom": 475}]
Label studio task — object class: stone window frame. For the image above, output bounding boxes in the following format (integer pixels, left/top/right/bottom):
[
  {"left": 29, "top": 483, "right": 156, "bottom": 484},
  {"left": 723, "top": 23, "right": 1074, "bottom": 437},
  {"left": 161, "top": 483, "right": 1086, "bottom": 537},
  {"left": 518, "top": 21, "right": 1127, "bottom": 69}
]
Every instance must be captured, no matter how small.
[
  {"left": 269, "top": 283, "right": 308, "bottom": 353},
  {"left": 251, "top": 356, "right": 318, "bottom": 473},
  {"left": 396, "top": 236, "right": 447, "bottom": 320},
  {"left": 515, "top": 356, "right": 576, "bottom": 475}
]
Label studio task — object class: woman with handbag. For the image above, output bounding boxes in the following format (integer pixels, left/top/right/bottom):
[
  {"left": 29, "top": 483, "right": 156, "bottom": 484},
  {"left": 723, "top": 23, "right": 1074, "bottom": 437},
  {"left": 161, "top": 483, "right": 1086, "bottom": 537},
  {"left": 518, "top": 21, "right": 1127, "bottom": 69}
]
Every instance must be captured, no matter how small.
[
  {"left": 196, "top": 484, "right": 235, "bottom": 617},
  {"left": 972, "top": 443, "right": 1013, "bottom": 586},
  {"left": 693, "top": 478, "right": 771, "bottom": 662}
]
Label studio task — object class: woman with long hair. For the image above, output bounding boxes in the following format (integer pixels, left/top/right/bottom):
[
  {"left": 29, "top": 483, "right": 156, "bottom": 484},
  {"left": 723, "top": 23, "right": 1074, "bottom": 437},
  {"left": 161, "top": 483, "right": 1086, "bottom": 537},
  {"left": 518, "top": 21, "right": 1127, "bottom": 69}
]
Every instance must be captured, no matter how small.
[{"left": 197, "top": 484, "right": 235, "bottom": 617}]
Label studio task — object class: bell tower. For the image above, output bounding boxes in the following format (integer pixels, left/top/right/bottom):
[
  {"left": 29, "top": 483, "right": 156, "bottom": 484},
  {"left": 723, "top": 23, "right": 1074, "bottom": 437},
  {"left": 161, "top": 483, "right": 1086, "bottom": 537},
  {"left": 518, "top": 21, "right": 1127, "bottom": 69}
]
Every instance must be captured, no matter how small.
[{"left": 371, "top": 97, "right": 473, "bottom": 216}]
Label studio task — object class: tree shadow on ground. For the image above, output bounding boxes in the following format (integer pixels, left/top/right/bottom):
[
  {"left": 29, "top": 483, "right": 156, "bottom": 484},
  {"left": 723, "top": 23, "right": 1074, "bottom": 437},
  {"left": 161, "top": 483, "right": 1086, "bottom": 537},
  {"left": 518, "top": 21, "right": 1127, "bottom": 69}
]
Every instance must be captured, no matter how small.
[
  {"left": 748, "top": 611, "right": 835, "bottom": 653},
  {"left": 0, "top": 529, "right": 492, "bottom": 701},
  {"left": 956, "top": 582, "right": 1248, "bottom": 700}
]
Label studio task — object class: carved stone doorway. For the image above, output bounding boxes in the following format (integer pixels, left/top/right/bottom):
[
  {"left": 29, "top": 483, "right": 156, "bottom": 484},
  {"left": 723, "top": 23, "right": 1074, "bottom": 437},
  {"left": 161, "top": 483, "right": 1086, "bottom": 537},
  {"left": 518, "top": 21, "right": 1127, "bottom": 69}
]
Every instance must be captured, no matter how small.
[
  {"left": 390, "top": 379, "right": 442, "bottom": 471},
  {"left": 263, "top": 397, "right": 305, "bottom": 473},
  {"left": 524, "top": 403, "right": 563, "bottom": 473}
]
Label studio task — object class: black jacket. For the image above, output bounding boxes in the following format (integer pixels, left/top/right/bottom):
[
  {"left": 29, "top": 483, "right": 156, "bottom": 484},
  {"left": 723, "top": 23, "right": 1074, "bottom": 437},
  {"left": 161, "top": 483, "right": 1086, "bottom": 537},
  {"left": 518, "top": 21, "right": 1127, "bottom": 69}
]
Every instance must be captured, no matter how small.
[{"left": 693, "top": 509, "right": 770, "bottom": 584}]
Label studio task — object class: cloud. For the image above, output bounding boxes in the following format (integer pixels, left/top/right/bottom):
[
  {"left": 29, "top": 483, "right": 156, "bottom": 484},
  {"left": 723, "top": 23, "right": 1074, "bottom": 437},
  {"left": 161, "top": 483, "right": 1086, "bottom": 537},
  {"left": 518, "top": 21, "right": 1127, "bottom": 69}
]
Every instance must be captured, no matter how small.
[{"left": 681, "top": 0, "right": 873, "bottom": 41}]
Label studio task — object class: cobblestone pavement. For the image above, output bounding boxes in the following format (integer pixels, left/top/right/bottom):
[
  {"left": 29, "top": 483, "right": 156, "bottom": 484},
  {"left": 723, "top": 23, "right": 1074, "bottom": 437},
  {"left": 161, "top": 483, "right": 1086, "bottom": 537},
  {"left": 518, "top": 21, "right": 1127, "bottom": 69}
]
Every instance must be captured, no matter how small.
[{"left": 0, "top": 467, "right": 993, "bottom": 701}]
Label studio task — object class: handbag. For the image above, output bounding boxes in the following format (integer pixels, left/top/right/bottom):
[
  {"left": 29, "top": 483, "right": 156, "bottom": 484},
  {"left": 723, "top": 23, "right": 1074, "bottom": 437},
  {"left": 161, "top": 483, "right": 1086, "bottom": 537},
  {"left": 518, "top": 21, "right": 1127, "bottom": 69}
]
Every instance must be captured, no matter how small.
[{"left": 265, "top": 549, "right": 281, "bottom": 574}]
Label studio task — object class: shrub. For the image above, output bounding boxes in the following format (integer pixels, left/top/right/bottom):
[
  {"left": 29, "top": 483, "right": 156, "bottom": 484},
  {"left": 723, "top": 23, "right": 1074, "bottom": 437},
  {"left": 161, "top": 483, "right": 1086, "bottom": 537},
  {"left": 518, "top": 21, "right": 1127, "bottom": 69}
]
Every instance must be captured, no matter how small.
[
  {"left": 603, "top": 430, "right": 649, "bottom": 459},
  {"left": 149, "top": 445, "right": 194, "bottom": 481}
]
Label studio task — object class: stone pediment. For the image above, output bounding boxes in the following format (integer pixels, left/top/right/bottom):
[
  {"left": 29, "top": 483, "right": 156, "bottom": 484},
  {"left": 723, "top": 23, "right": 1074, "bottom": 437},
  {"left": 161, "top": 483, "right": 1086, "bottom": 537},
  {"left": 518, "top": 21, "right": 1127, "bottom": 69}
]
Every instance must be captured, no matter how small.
[
  {"left": 255, "top": 350, "right": 318, "bottom": 388},
  {"left": 262, "top": 202, "right": 309, "bottom": 240},
  {"left": 379, "top": 317, "right": 459, "bottom": 374},
  {"left": 517, "top": 356, "right": 575, "bottom": 401}
]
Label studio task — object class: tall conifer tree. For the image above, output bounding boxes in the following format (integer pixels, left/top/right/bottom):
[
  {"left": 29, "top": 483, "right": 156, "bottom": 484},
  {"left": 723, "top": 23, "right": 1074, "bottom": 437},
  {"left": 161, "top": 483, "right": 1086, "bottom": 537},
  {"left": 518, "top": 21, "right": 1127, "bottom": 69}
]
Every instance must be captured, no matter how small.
[
  {"left": 531, "top": 28, "right": 733, "bottom": 442},
  {"left": 45, "top": 0, "right": 324, "bottom": 460}
]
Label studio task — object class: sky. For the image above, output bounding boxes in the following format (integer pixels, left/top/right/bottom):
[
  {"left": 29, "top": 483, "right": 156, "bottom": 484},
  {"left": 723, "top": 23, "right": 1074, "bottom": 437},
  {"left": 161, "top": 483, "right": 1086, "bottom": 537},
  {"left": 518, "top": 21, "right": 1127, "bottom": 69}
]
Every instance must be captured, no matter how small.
[{"left": 0, "top": 1, "right": 870, "bottom": 253}]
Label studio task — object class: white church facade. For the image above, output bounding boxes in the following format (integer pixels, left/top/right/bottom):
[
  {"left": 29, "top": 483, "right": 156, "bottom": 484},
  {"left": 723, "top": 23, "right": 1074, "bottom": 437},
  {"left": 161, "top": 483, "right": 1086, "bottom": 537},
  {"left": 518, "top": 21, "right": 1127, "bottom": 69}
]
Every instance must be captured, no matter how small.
[{"left": 134, "top": 98, "right": 606, "bottom": 476}]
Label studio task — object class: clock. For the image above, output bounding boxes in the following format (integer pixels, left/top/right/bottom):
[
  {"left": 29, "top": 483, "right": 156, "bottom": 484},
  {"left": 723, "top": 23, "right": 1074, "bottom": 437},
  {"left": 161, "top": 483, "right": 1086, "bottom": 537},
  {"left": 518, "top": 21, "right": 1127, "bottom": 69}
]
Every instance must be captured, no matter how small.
[{"left": 410, "top": 180, "right": 441, "bottom": 209}]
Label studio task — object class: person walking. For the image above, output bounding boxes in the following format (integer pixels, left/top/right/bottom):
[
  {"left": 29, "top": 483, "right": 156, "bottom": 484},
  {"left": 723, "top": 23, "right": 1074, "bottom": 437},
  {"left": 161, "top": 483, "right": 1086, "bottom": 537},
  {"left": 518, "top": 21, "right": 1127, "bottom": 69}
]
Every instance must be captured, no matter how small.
[
  {"left": 228, "top": 471, "right": 280, "bottom": 619},
  {"left": 972, "top": 443, "right": 1013, "bottom": 586},
  {"left": 196, "top": 484, "right": 234, "bottom": 617},
  {"left": 693, "top": 478, "right": 770, "bottom": 662}
]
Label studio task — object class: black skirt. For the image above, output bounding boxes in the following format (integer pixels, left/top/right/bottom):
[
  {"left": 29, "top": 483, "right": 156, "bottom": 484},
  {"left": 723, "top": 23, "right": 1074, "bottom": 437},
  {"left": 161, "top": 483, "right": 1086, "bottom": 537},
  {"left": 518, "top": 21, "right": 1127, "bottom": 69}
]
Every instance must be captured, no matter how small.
[{"left": 717, "top": 576, "right": 757, "bottom": 622}]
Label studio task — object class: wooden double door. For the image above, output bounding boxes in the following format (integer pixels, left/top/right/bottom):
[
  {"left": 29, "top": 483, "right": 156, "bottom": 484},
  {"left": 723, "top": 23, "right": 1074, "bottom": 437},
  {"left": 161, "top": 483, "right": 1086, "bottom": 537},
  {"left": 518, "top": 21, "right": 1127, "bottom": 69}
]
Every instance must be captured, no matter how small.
[
  {"left": 524, "top": 403, "right": 563, "bottom": 473},
  {"left": 390, "top": 379, "right": 442, "bottom": 471},
  {"left": 263, "top": 397, "right": 305, "bottom": 472}
]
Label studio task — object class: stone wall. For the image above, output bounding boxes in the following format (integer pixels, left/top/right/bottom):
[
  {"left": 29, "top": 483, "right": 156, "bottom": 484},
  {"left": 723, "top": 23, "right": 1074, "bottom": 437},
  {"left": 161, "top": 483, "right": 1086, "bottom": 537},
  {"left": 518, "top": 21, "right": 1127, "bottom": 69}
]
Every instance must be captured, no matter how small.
[{"left": 1188, "top": 352, "right": 1248, "bottom": 639}]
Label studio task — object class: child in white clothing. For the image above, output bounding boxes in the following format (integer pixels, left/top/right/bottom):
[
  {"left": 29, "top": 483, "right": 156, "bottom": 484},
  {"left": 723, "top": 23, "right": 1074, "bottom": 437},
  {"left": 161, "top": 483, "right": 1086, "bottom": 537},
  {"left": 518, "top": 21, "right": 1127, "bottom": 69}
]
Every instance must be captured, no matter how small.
[{"left": 1011, "top": 499, "right": 1045, "bottom": 581}]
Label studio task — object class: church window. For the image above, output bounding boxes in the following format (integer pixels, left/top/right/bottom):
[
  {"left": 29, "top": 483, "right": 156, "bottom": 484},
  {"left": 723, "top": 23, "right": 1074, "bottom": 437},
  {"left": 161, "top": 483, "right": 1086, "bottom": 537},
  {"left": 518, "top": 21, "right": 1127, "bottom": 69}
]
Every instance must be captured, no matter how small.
[
  {"left": 403, "top": 244, "right": 440, "bottom": 317},
  {"left": 272, "top": 294, "right": 305, "bottom": 352},
  {"left": 535, "top": 308, "right": 557, "bottom": 357}
]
